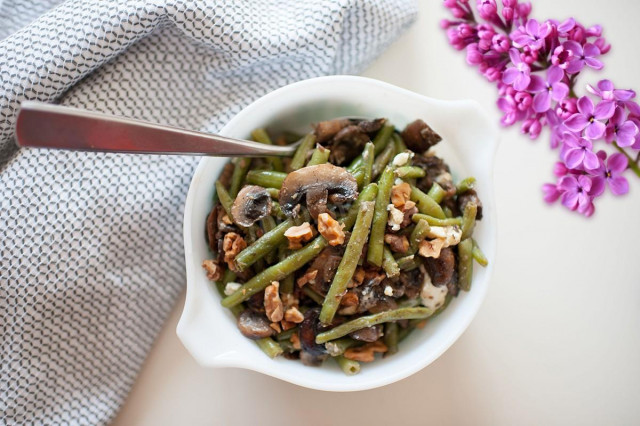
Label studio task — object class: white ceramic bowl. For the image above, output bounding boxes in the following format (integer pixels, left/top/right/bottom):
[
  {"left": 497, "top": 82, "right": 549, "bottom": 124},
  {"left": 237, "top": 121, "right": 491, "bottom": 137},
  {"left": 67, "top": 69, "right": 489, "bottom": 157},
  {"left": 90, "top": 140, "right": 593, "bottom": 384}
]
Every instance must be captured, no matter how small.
[{"left": 178, "top": 75, "right": 498, "bottom": 391}]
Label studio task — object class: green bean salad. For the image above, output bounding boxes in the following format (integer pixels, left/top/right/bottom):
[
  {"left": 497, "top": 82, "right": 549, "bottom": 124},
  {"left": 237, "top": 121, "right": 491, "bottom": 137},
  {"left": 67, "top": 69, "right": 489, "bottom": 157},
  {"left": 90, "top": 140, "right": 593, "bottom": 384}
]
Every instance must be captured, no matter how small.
[{"left": 202, "top": 118, "right": 487, "bottom": 375}]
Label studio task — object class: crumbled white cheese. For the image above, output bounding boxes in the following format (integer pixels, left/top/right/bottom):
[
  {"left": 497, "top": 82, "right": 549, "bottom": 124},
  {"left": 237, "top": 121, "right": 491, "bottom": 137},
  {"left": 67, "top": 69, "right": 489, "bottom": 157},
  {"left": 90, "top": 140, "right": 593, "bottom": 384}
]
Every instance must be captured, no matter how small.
[
  {"left": 392, "top": 151, "right": 413, "bottom": 167},
  {"left": 386, "top": 204, "right": 404, "bottom": 231},
  {"left": 420, "top": 273, "right": 448, "bottom": 311},
  {"left": 435, "top": 172, "right": 453, "bottom": 186},
  {"left": 426, "top": 226, "right": 461, "bottom": 248},
  {"left": 394, "top": 178, "right": 404, "bottom": 186},
  {"left": 224, "top": 282, "right": 242, "bottom": 296},
  {"left": 384, "top": 285, "right": 394, "bottom": 297}
]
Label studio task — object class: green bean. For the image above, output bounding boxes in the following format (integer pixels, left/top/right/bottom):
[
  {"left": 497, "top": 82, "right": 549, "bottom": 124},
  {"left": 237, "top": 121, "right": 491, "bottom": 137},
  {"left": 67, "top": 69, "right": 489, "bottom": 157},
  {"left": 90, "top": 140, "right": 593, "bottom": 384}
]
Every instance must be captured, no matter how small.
[
  {"left": 409, "top": 219, "right": 430, "bottom": 254},
  {"left": 256, "top": 337, "right": 284, "bottom": 358},
  {"left": 228, "top": 158, "right": 252, "bottom": 198},
  {"left": 246, "top": 170, "right": 287, "bottom": 189},
  {"left": 372, "top": 124, "right": 395, "bottom": 155},
  {"left": 347, "top": 124, "right": 394, "bottom": 172},
  {"left": 410, "top": 185, "right": 446, "bottom": 219},
  {"left": 261, "top": 216, "right": 278, "bottom": 264},
  {"left": 361, "top": 142, "right": 375, "bottom": 187},
  {"left": 384, "top": 322, "right": 399, "bottom": 356},
  {"left": 472, "top": 238, "right": 488, "bottom": 267},
  {"left": 367, "top": 167, "right": 394, "bottom": 267},
  {"left": 215, "top": 180, "right": 234, "bottom": 217},
  {"left": 396, "top": 254, "right": 421, "bottom": 271},
  {"left": 307, "top": 145, "right": 330, "bottom": 166},
  {"left": 251, "top": 128, "right": 284, "bottom": 172},
  {"left": 324, "top": 337, "right": 358, "bottom": 356},
  {"left": 289, "top": 133, "right": 316, "bottom": 170},
  {"left": 395, "top": 166, "right": 426, "bottom": 179},
  {"left": 335, "top": 355, "right": 361, "bottom": 376},
  {"left": 371, "top": 140, "right": 395, "bottom": 179},
  {"left": 302, "top": 286, "right": 325, "bottom": 305},
  {"left": 215, "top": 269, "right": 239, "bottom": 313},
  {"left": 316, "top": 307, "right": 433, "bottom": 344},
  {"left": 443, "top": 206, "right": 454, "bottom": 218},
  {"left": 457, "top": 238, "right": 473, "bottom": 291},
  {"left": 342, "top": 183, "right": 378, "bottom": 230},
  {"left": 457, "top": 176, "right": 476, "bottom": 195},
  {"left": 222, "top": 236, "right": 328, "bottom": 307},
  {"left": 397, "top": 325, "right": 414, "bottom": 343},
  {"left": 271, "top": 201, "right": 286, "bottom": 220},
  {"left": 352, "top": 168, "right": 365, "bottom": 188},
  {"left": 266, "top": 187, "right": 280, "bottom": 199},
  {"left": 427, "top": 182, "right": 446, "bottom": 204},
  {"left": 393, "top": 132, "right": 407, "bottom": 153},
  {"left": 412, "top": 213, "right": 463, "bottom": 227},
  {"left": 382, "top": 246, "right": 400, "bottom": 278},
  {"left": 320, "top": 201, "right": 375, "bottom": 324},
  {"left": 234, "top": 218, "right": 295, "bottom": 272},
  {"left": 278, "top": 245, "right": 295, "bottom": 293},
  {"left": 461, "top": 202, "right": 477, "bottom": 240},
  {"left": 276, "top": 326, "right": 298, "bottom": 341}
]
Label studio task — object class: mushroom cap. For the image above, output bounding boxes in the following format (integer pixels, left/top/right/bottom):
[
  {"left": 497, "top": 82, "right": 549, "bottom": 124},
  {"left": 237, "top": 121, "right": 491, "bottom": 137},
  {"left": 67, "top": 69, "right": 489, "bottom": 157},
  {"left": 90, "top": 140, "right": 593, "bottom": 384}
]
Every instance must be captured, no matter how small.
[
  {"left": 401, "top": 119, "right": 442, "bottom": 153},
  {"left": 278, "top": 164, "right": 358, "bottom": 219},
  {"left": 231, "top": 185, "right": 272, "bottom": 227},
  {"left": 237, "top": 309, "right": 275, "bottom": 339}
]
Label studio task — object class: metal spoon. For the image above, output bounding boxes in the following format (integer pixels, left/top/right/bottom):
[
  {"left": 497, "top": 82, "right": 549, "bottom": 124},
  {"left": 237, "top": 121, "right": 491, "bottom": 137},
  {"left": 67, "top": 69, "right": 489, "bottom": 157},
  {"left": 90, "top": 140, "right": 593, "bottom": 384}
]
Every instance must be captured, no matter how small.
[{"left": 15, "top": 101, "right": 300, "bottom": 157}]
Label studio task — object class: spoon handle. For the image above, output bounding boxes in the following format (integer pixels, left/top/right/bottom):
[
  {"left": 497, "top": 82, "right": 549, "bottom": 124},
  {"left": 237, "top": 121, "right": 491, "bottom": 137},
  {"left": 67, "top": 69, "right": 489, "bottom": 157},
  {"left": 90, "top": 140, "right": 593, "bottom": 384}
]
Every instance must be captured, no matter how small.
[{"left": 15, "top": 101, "right": 295, "bottom": 157}]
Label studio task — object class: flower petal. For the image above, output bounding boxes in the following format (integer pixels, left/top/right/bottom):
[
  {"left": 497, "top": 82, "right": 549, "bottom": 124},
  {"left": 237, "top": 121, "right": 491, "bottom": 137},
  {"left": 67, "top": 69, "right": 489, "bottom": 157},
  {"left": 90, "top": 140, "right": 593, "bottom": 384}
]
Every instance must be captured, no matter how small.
[
  {"left": 565, "top": 59, "right": 584, "bottom": 74},
  {"left": 589, "top": 176, "right": 606, "bottom": 197},
  {"left": 508, "top": 48, "right": 521, "bottom": 64},
  {"left": 561, "top": 190, "right": 579, "bottom": 210},
  {"left": 526, "top": 19, "right": 539, "bottom": 36},
  {"left": 564, "top": 113, "right": 589, "bottom": 132},
  {"left": 542, "top": 183, "right": 561, "bottom": 203},
  {"left": 585, "top": 57, "right": 604, "bottom": 70},
  {"left": 582, "top": 43, "right": 601, "bottom": 58},
  {"left": 594, "top": 100, "right": 616, "bottom": 120},
  {"left": 533, "top": 91, "right": 551, "bottom": 113},
  {"left": 558, "top": 174, "right": 578, "bottom": 191},
  {"left": 607, "top": 153, "right": 628, "bottom": 174},
  {"left": 577, "top": 96, "right": 594, "bottom": 115},
  {"left": 527, "top": 75, "right": 546, "bottom": 92},
  {"left": 547, "top": 65, "right": 564, "bottom": 84},
  {"left": 514, "top": 73, "right": 531, "bottom": 91},
  {"left": 615, "top": 121, "right": 639, "bottom": 147},
  {"left": 613, "top": 89, "right": 635, "bottom": 101},
  {"left": 563, "top": 40, "right": 582, "bottom": 55},
  {"left": 583, "top": 150, "right": 600, "bottom": 170},
  {"left": 597, "top": 79, "right": 614, "bottom": 92},
  {"left": 585, "top": 121, "right": 606, "bottom": 140},
  {"left": 609, "top": 176, "right": 629, "bottom": 195},
  {"left": 502, "top": 68, "right": 519, "bottom": 84},
  {"left": 564, "top": 149, "right": 585, "bottom": 169},
  {"left": 551, "top": 82, "right": 569, "bottom": 101}
]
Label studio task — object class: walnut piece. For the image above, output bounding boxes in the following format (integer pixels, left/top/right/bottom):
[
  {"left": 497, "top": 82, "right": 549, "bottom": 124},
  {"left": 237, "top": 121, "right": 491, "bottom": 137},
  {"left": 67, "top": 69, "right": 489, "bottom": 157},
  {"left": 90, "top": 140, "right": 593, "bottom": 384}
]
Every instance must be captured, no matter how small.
[
  {"left": 344, "top": 340, "right": 388, "bottom": 362},
  {"left": 264, "top": 281, "right": 284, "bottom": 322},
  {"left": 317, "top": 213, "right": 345, "bottom": 246},
  {"left": 384, "top": 233, "right": 409, "bottom": 254},
  {"left": 347, "top": 267, "right": 366, "bottom": 288},
  {"left": 223, "top": 232, "right": 247, "bottom": 269},
  {"left": 270, "top": 322, "right": 282, "bottom": 333},
  {"left": 390, "top": 182, "right": 411, "bottom": 208},
  {"left": 340, "top": 291, "right": 359, "bottom": 307},
  {"left": 281, "top": 320, "right": 297, "bottom": 331},
  {"left": 284, "top": 307, "right": 304, "bottom": 323},
  {"left": 418, "top": 238, "right": 445, "bottom": 258},
  {"left": 296, "top": 269, "right": 318, "bottom": 288},
  {"left": 284, "top": 222, "right": 315, "bottom": 249},
  {"left": 201, "top": 260, "right": 222, "bottom": 281},
  {"left": 290, "top": 333, "right": 301, "bottom": 350}
]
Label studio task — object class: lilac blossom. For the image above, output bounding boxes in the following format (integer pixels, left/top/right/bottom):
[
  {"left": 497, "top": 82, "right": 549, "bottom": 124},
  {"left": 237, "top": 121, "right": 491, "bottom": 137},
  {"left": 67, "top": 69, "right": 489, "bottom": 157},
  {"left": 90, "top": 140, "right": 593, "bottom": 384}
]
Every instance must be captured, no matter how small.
[
  {"left": 528, "top": 66, "right": 569, "bottom": 112},
  {"left": 562, "top": 133, "right": 600, "bottom": 170},
  {"left": 564, "top": 41, "right": 603, "bottom": 73},
  {"left": 502, "top": 48, "right": 531, "bottom": 90},
  {"left": 510, "top": 19, "right": 552, "bottom": 50},
  {"left": 564, "top": 96, "right": 615, "bottom": 139},
  {"left": 590, "top": 153, "right": 629, "bottom": 195},
  {"left": 558, "top": 174, "right": 594, "bottom": 214},
  {"left": 604, "top": 107, "right": 638, "bottom": 147}
]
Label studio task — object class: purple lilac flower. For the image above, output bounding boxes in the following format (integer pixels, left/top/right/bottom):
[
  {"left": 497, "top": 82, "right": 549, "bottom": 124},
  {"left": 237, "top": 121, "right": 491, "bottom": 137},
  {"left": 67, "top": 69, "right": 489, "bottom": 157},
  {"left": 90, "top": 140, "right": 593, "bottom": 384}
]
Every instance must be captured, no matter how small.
[
  {"left": 562, "top": 133, "right": 599, "bottom": 170},
  {"left": 546, "top": 110, "right": 566, "bottom": 148},
  {"left": 510, "top": 19, "right": 552, "bottom": 50},
  {"left": 558, "top": 174, "right": 594, "bottom": 213},
  {"left": 550, "top": 45, "right": 574, "bottom": 69},
  {"left": 476, "top": 0, "right": 498, "bottom": 20},
  {"left": 528, "top": 66, "right": 569, "bottom": 113},
  {"left": 542, "top": 182, "right": 561, "bottom": 203},
  {"left": 564, "top": 96, "right": 615, "bottom": 139},
  {"left": 590, "top": 153, "right": 629, "bottom": 195},
  {"left": 556, "top": 97, "right": 577, "bottom": 119},
  {"left": 502, "top": 48, "right": 531, "bottom": 91},
  {"left": 604, "top": 106, "right": 638, "bottom": 147},
  {"left": 564, "top": 41, "right": 603, "bottom": 73}
]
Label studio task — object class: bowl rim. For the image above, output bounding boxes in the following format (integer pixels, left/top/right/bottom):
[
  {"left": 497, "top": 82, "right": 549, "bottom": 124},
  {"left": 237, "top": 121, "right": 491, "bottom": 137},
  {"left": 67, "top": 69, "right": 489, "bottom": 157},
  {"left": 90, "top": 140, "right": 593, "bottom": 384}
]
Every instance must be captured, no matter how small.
[{"left": 178, "top": 75, "right": 499, "bottom": 391}]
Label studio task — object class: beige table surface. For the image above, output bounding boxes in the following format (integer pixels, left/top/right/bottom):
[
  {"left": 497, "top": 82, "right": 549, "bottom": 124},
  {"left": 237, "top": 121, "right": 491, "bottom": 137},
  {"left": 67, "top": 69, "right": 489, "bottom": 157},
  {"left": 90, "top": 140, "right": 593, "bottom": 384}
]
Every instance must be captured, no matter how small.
[{"left": 113, "top": 1, "right": 640, "bottom": 424}]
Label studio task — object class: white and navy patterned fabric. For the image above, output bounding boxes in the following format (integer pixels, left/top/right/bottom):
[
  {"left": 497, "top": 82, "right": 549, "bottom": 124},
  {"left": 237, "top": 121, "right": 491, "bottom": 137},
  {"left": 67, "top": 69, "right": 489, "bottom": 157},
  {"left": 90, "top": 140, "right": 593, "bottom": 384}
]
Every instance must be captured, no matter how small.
[{"left": 0, "top": 1, "right": 417, "bottom": 424}]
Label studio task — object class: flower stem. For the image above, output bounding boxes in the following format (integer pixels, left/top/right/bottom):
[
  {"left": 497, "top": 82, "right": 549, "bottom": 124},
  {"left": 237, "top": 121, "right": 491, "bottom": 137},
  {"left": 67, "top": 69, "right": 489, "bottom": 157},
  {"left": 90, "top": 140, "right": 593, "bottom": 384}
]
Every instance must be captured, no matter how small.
[{"left": 613, "top": 142, "right": 640, "bottom": 178}]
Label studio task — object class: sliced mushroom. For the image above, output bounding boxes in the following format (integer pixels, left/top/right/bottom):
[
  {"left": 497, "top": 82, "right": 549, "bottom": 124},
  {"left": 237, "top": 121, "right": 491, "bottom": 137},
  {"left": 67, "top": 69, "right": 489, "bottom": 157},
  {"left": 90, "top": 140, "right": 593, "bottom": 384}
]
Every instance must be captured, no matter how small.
[
  {"left": 413, "top": 153, "right": 456, "bottom": 198},
  {"left": 330, "top": 125, "right": 371, "bottom": 165},
  {"left": 314, "top": 118, "right": 351, "bottom": 143},
  {"left": 357, "top": 118, "right": 386, "bottom": 134},
  {"left": 349, "top": 325, "right": 384, "bottom": 342},
  {"left": 237, "top": 309, "right": 275, "bottom": 339},
  {"left": 278, "top": 164, "right": 358, "bottom": 219},
  {"left": 457, "top": 189, "right": 483, "bottom": 220},
  {"left": 231, "top": 185, "right": 272, "bottom": 227},
  {"left": 298, "top": 307, "right": 328, "bottom": 366},
  {"left": 424, "top": 247, "right": 456, "bottom": 287},
  {"left": 401, "top": 119, "right": 442, "bottom": 153}
]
